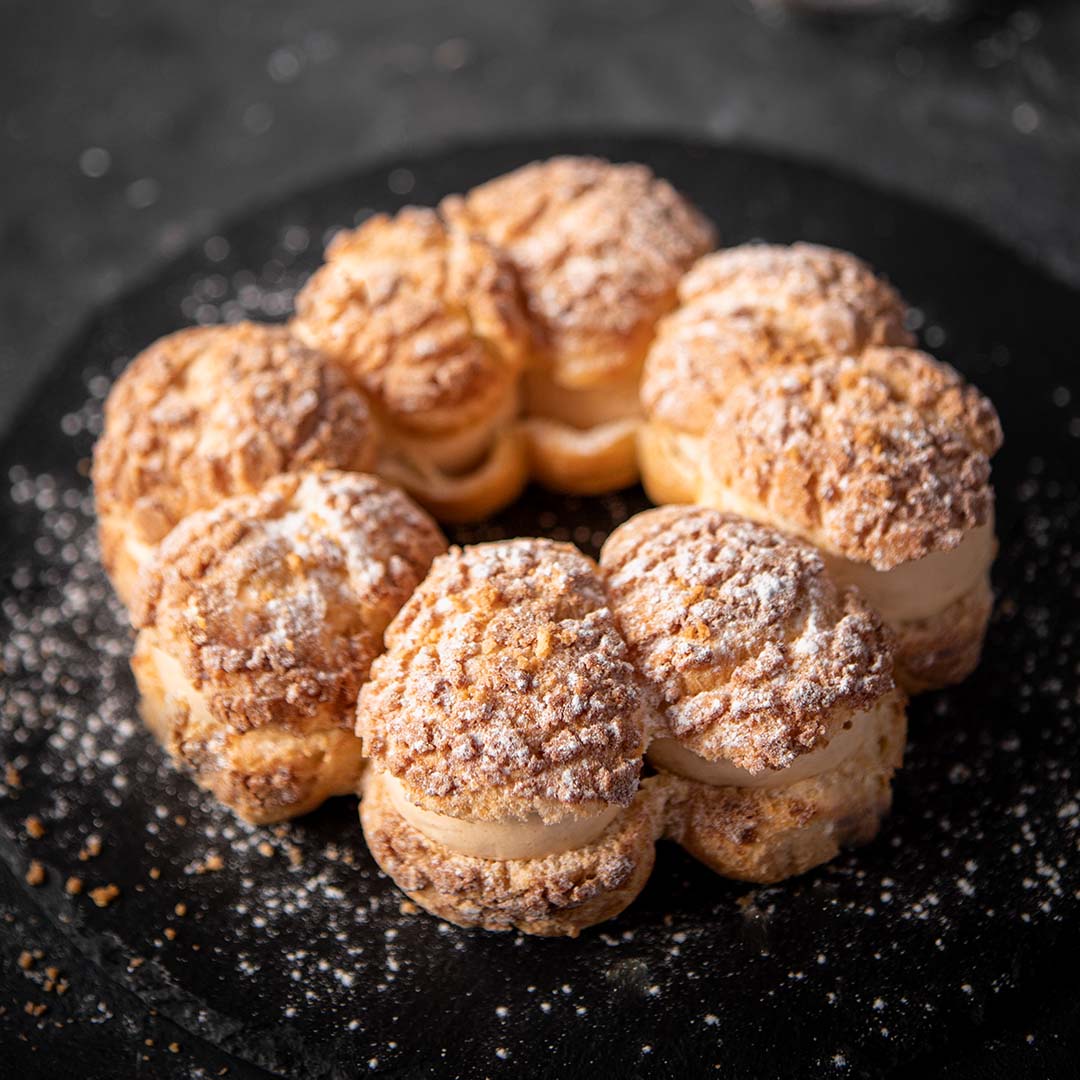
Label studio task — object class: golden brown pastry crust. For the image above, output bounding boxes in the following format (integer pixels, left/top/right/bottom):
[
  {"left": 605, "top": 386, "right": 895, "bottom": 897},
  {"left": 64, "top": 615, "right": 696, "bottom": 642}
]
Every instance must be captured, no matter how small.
[
  {"left": 635, "top": 423, "right": 702, "bottom": 506},
  {"left": 442, "top": 156, "right": 715, "bottom": 390},
  {"left": 638, "top": 243, "right": 916, "bottom": 512},
  {"left": 293, "top": 206, "right": 528, "bottom": 435},
  {"left": 358, "top": 538, "right": 645, "bottom": 825},
  {"left": 706, "top": 348, "right": 1003, "bottom": 571},
  {"left": 133, "top": 645, "right": 365, "bottom": 825},
  {"left": 92, "top": 322, "right": 377, "bottom": 607},
  {"left": 131, "top": 470, "right": 446, "bottom": 822},
  {"left": 292, "top": 207, "right": 532, "bottom": 522},
  {"left": 361, "top": 771, "right": 664, "bottom": 936},
  {"left": 676, "top": 242, "right": 914, "bottom": 358},
  {"left": 376, "top": 425, "right": 531, "bottom": 524},
  {"left": 641, "top": 312, "right": 814, "bottom": 438},
  {"left": 600, "top": 506, "right": 895, "bottom": 771},
  {"left": 663, "top": 689, "right": 906, "bottom": 883}
]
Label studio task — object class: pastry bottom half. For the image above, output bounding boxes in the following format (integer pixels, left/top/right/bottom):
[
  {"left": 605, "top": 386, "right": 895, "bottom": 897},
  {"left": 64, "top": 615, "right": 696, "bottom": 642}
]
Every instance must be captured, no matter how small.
[
  {"left": 132, "top": 637, "right": 364, "bottom": 825},
  {"left": 661, "top": 692, "right": 907, "bottom": 884},
  {"left": 636, "top": 421, "right": 701, "bottom": 506},
  {"left": 891, "top": 574, "right": 993, "bottom": 694},
  {"left": 360, "top": 772, "right": 665, "bottom": 937},
  {"left": 522, "top": 416, "right": 640, "bottom": 496},
  {"left": 376, "top": 424, "right": 529, "bottom": 524}
]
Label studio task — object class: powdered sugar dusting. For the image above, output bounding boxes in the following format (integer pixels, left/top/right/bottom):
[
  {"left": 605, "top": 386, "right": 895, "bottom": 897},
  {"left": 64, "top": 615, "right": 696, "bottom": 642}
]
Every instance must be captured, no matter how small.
[
  {"left": 442, "top": 157, "right": 715, "bottom": 384},
  {"left": 135, "top": 470, "right": 447, "bottom": 729},
  {"left": 2, "top": 145, "right": 1077, "bottom": 1077},
  {"left": 708, "top": 348, "right": 1002, "bottom": 570},
  {"left": 677, "top": 242, "right": 913, "bottom": 357}
]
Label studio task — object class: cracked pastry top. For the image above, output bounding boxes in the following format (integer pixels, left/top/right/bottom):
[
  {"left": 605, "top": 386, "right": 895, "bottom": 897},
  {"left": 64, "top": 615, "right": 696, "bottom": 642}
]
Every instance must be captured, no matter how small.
[
  {"left": 134, "top": 469, "right": 447, "bottom": 732},
  {"left": 600, "top": 506, "right": 896, "bottom": 772},
  {"left": 442, "top": 156, "right": 716, "bottom": 391},
  {"left": 292, "top": 206, "right": 529, "bottom": 448},
  {"left": 676, "top": 242, "right": 914, "bottom": 357},
  {"left": 642, "top": 312, "right": 816, "bottom": 439},
  {"left": 705, "top": 348, "right": 1003, "bottom": 571},
  {"left": 357, "top": 537, "right": 646, "bottom": 825},
  {"left": 641, "top": 242, "right": 915, "bottom": 435},
  {"left": 92, "top": 321, "right": 377, "bottom": 605}
]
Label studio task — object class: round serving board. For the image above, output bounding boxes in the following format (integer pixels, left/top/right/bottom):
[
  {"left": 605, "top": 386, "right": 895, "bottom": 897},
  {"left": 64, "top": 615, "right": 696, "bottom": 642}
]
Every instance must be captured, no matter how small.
[{"left": 1, "top": 136, "right": 1078, "bottom": 1079}]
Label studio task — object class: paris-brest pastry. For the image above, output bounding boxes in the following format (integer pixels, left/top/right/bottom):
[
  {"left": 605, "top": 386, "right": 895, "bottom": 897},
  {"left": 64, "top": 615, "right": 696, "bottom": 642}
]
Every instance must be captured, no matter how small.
[
  {"left": 86, "top": 155, "right": 1008, "bottom": 936},
  {"left": 601, "top": 505, "right": 906, "bottom": 884},
  {"left": 357, "top": 538, "right": 662, "bottom": 936},
  {"left": 292, "top": 206, "right": 531, "bottom": 522},
  {"left": 130, "top": 470, "right": 446, "bottom": 824},
  {"left": 92, "top": 322, "right": 378, "bottom": 609},
  {"left": 442, "top": 156, "right": 715, "bottom": 495}
]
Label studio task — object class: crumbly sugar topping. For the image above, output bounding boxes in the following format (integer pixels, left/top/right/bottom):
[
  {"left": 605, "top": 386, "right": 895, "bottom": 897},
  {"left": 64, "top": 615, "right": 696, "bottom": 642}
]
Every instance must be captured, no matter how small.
[
  {"left": 677, "top": 242, "right": 914, "bottom": 357},
  {"left": 600, "top": 506, "right": 895, "bottom": 771},
  {"left": 134, "top": 470, "right": 447, "bottom": 733},
  {"left": 91, "top": 322, "right": 376, "bottom": 546},
  {"left": 292, "top": 206, "right": 528, "bottom": 434},
  {"left": 358, "top": 538, "right": 644, "bottom": 822},
  {"left": 641, "top": 309, "right": 821, "bottom": 435},
  {"left": 707, "top": 348, "right": 1004, "bottom": 569},
  {"left": 441, "top": 157, "right": 715, "bottom": 385}
]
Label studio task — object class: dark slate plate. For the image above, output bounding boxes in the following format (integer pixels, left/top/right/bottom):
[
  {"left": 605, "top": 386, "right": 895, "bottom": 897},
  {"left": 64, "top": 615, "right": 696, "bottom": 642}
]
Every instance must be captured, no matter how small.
[{"left": 1, "top": 136, "right": 1078, "bottom": 1080}]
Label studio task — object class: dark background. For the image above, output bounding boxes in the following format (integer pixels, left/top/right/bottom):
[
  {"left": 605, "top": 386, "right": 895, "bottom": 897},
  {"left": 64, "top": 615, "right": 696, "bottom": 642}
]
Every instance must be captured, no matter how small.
[{"left": 2, "top": 1, "right": 1079, "bottom": 1076}]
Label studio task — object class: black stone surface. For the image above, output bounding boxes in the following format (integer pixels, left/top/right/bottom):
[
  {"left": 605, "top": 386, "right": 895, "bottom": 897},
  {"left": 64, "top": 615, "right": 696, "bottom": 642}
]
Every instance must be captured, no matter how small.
[
  {"left": 2, "top": 136, "right": 1079, "bottom": 1079},
  {"left": 3, "top": 1, "right": 1080, "bottom": 438}
]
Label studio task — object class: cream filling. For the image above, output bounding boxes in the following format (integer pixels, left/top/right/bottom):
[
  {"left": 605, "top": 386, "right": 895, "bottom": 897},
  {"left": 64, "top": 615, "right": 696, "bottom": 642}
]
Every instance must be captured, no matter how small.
[
  {"left": 701, "top": 485, "right": 995, "bottom": 625},
  {"left": 383, "top": 772, "right": 620, "bottom": 861},
  {"left": 820, "top": 522, "right": 995, "bottom": 624},
  {"left": 648, "top": 709, "right": 871, "bottom": 790},
  {"left": 384, "top": 388, "right": 520, "bottom": 476},
  {"left": 525, "top": 363, "right": 643, "bottom": 431}
]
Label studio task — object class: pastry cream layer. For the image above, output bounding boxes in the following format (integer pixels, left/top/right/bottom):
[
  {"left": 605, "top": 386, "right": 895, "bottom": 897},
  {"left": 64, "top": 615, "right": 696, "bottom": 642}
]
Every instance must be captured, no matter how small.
[
  {"left": 820, "top": 522, "right": 995, "bottom": 624},
  {"left": 383, "top": 772, "right": 621, "bottom": 861},
  {"left": 384, "top": 388, "right": 520, "bottom": 476},
  {"left": 702, "top": 484, "right": 995, "bottom": 624},
  {"left": 648, "top": 709, "right": 872, "bottom": 790},
  {"left": 525, "top": 363, "right": 642, "bottom": 431}
]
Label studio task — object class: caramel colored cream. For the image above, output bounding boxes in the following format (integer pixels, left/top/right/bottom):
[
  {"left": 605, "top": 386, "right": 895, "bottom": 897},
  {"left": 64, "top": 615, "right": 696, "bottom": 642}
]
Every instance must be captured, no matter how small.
[
  {"left": 703, "top": 483, "right": 995, "bottom": 625},
  {"left": 820, "top": 522, "right": 995, "bottom": 624},
  {"left": 383, "top": 772, "right": 620, "bottom": 860},
  {"left": 385, "top": 387, "right": 520, "bottom": 476},
  {"left": 648, "top": 710, "right": 872, "bottom": 790},
  {"left": 525, "top": 363, "right": 643, "bottom": 431}
]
